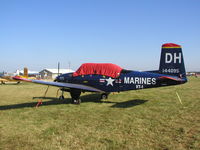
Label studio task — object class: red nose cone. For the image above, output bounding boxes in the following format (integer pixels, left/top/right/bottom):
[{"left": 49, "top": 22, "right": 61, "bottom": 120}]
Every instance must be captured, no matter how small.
[{"left": 162, "top": 43, "right": 181, "bottom": 48}]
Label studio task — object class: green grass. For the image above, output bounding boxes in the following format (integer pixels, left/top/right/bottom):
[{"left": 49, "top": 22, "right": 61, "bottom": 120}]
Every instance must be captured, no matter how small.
[{"left": 0, "top": 77, "right": 200, "bottom": 150}]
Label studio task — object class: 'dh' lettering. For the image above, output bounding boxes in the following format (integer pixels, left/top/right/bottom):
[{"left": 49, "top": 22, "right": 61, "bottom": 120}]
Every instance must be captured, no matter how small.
[
  {"left": 165, "top": 53, "right": 173, "bottom": 63},
  {"left": 174, "top": 53, "right": 181, "bottom": 63},
  {"left": 165, "top": 53, "right": 181, "bottom": 64}
]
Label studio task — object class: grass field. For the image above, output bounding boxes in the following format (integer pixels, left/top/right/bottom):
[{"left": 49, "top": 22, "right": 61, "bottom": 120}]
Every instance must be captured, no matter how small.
[{"left": 0, "top": 77, "right": 200, "bottom": 150}]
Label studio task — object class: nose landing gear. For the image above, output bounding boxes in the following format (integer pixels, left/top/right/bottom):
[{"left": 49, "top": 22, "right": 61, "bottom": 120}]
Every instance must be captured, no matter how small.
[
  {"left": 58, "top": 90, "right": 65, "bottom": 100},
  {"left": 59, "top": 95, "right": 65, "bottom": 100}
]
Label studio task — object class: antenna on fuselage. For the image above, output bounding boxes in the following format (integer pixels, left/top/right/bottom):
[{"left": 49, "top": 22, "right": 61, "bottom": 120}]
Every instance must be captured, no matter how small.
[
  {"left": 68, "top": 61, "right": 71, "bottom": 69},
  {"left": 58, "top": 62, "right": 60, "bottom": 76}
]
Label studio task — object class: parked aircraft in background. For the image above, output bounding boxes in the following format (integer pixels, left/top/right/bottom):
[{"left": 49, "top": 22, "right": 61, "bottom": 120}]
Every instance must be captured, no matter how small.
[
  {"left": 14, "top": 43, "right": 187, "bottom": 104},
  {"left": 1, "top": 67, "right": 35, "bottom": 84},
  {"left": 0, "top": 76, "right": 21, "bottom": 84}
]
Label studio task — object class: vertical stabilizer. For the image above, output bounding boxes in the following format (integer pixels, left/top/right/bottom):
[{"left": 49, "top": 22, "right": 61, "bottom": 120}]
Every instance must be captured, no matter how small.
[{"left": 159, "top": 43, "right": 186, "bottom": 78}]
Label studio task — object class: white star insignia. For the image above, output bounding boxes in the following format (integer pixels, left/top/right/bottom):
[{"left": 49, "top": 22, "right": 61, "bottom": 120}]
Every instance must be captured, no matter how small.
[{"left": 105, "top": 77, "right": 115, "bottom": 86}]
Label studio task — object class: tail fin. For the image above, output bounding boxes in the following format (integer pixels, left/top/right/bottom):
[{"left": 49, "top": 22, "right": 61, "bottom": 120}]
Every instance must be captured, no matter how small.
[{"left": 159, "top": 43, "right": 186, "bottom": 78}]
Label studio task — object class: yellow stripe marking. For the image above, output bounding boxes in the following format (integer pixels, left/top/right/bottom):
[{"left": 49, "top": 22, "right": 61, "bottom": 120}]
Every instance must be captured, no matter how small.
[{"left": 162, "top": 47, "right": 181, "bottom": 48}]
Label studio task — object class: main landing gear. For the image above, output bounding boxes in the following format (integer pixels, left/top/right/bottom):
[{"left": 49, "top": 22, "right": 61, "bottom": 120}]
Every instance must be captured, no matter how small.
[
  {"left": 70, "top": 89, "right": 81, "bottom": 104},
  {"left": 59, "top": 89, "right": 110, "bottom": 104},
  {"left": 59, "top": 88, "right": 81, "bottom": 104}
]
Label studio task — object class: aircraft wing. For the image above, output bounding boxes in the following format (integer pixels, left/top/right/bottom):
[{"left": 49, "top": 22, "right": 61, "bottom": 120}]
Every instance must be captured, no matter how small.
[{"left": 13, "top": 76, "right": 104, "bottom": 92}]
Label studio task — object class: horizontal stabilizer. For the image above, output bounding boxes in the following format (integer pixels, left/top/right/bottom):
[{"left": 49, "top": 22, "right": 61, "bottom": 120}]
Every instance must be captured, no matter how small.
[{"left": 159, "top": 76, "right": 186, "bottom": 82}]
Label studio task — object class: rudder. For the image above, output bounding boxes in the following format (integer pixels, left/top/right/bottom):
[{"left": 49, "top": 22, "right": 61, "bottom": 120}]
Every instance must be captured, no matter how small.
[{"left": 159, "top": 43, "right": 186, "bottom": 78}]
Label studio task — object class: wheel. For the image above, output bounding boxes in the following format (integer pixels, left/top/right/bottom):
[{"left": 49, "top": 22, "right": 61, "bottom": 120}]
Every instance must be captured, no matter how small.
[
  {"left": 101, "top": 93, "right": 108, "bottom": 100},
  {"left": 72, "top": 99, "right": 81, "bottom": 104},
  {"left": 59, "top": 95, "right": 65, "bottom": 100}
]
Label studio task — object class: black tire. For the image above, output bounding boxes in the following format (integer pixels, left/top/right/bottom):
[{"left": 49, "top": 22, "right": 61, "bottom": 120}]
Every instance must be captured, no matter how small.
[
  {"left": 72, "top": 99, "right": 81, "bottom": 104},
  {"left": 101, "top": 93, "right": 108, "bottom": 100}
]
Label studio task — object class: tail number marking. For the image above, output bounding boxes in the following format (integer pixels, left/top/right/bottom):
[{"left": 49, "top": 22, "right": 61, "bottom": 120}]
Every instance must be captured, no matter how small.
[
  {"left": 162, "top": 68, "right": 180, "bottom": 74},
  {"left": 165, "top": 53, "right": 181, "bottom": 63}
]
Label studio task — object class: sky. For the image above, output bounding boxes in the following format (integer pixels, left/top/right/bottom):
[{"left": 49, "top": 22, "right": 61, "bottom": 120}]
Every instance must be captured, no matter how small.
[{"left": 0, "top": 0, "right": 200, "bottom": 72}]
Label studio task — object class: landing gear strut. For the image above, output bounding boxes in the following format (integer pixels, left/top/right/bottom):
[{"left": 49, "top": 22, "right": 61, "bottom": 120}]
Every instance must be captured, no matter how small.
[
  {"left": 59, "top": 88, "right": 82, "bottom": 104},
  {"left": 59, "top": 90, "right": 65, "bottom": 100}
]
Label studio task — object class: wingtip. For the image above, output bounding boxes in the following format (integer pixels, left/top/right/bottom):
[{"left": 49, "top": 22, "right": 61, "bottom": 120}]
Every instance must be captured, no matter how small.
[{"left": 13, "top": 76, "right": 32, "bottom": 82}]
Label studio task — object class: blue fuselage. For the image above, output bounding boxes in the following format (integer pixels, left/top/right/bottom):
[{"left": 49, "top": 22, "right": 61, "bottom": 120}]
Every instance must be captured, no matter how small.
[{"left": 56, "top": 70, "right": 187, "bottom": 93}]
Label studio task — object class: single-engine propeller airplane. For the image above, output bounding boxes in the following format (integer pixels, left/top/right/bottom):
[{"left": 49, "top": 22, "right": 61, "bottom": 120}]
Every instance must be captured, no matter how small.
[
  {"left": 14, "top": 43, "right": 187, "bottom": 104},
  {"left": 0, "top": 68, "right": 30, "bottom": 85}
]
